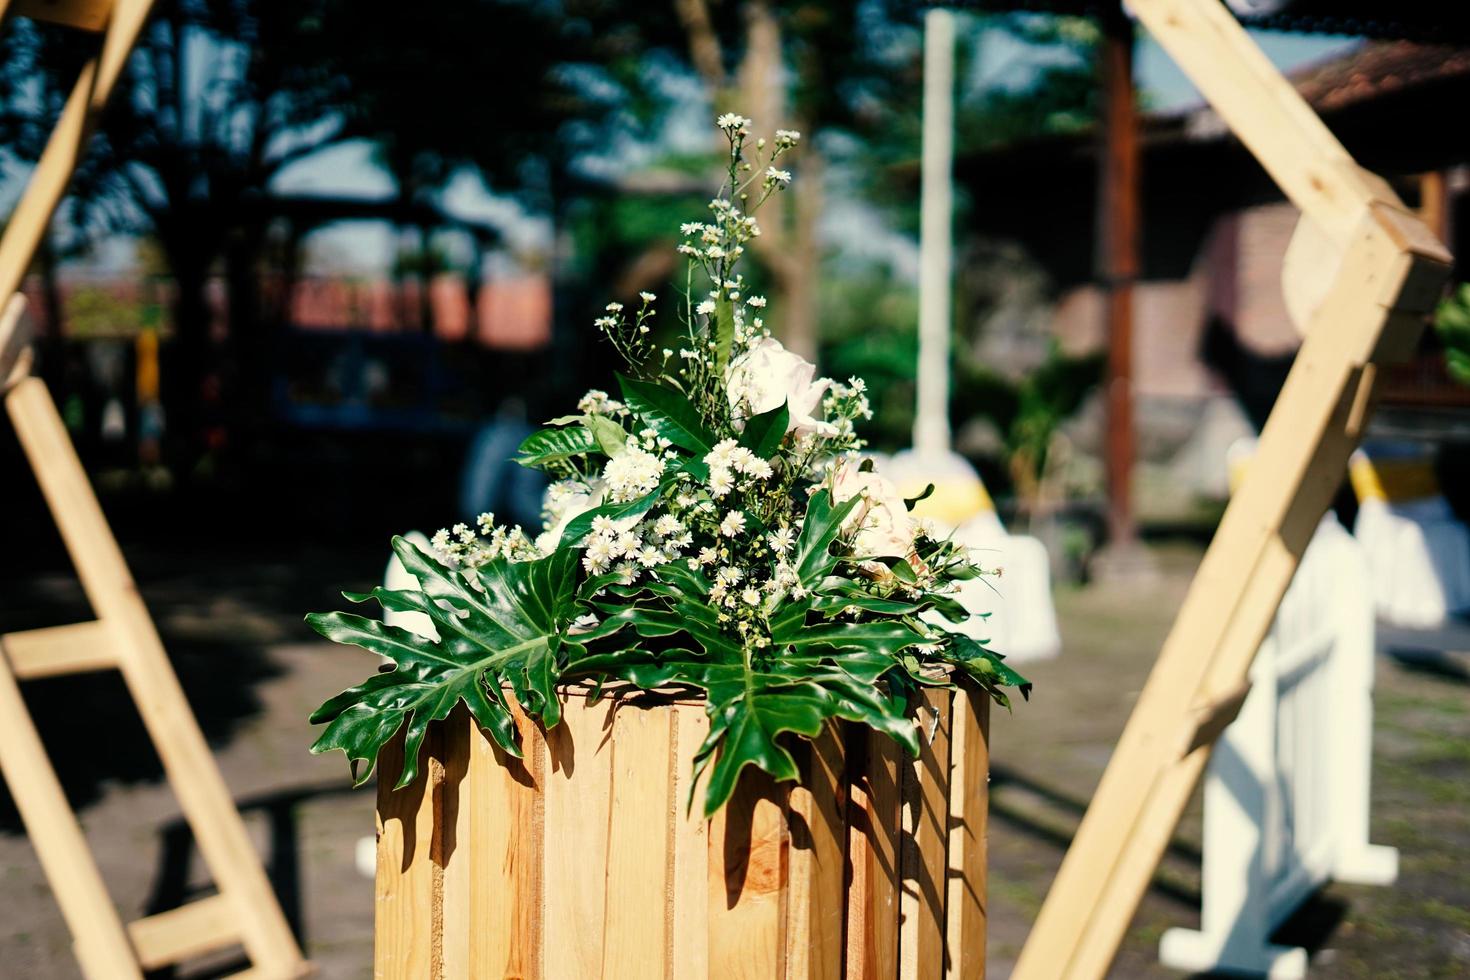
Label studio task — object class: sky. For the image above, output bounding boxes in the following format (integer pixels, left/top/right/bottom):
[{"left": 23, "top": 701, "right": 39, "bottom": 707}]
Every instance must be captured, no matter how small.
[{"left": 3, "top": 22, "right": 1360, "bottom": 278}]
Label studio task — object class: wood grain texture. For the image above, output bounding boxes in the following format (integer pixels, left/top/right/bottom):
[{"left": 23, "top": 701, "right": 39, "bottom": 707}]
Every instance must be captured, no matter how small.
[
  {"left": 710, "top": 765, "right": 789, "bottom": 980},
  {"left": 377, "top": 691, "right": 989, "bottom": 979},
  {"left": 849, "top": 728, "right": 902, "bottom": 979},
  {"left": 601, "top": 702, "right": 674, "bottom": 979},
  {"left": 375, "top": 732, "right": 436, "bottom": 979},
  {"left": 945, "top": 685, "right": 989, "bottom": 980},
  {"left": 902, "top": 690, "right": 953, "bottom": 980},
  {"left": 669, "top": 703, "right": 712, "bottom": 980},
  {"left": 543, "top": 693, "right": 615, "bottom": 979},
  {"left": 469, "top": 700, "right": 544, "bottom": 979},
  {"left": 786, "top": 724, "right": 847, "bottom": 980}
]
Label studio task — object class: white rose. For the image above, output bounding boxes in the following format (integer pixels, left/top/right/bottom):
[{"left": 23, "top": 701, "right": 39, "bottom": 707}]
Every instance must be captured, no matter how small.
[
  {"left": 830, "top": 459, "right": 918, "bottom": 560},
  {"left": 725, "top": 337, "right": 835, "bottom": 436}
]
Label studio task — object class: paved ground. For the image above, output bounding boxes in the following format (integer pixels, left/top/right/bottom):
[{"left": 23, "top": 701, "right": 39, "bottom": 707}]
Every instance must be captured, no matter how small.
[{"left": 0, "top": 538, "right": 1465, "bottom": 978}]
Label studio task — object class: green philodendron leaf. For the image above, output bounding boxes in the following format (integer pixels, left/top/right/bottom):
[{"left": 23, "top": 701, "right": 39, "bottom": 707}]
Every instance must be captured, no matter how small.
[
  {"left": 516, "top": 425, "right": 597, "bottom": 467},
  {"left": 617, "top": 373, "right": 717, "bottom": 456},
  {"left": 739, "top": 401, "right": 789, "bottom": 459},
  {"left": 948, "top": 633, "right": 1033, "bottom": 704},
  {"left": 306, "top": 537, "right": 580, "bottom": 789},
  {"left": 793, "top": 490, "right": 862, "bottom": 586}
]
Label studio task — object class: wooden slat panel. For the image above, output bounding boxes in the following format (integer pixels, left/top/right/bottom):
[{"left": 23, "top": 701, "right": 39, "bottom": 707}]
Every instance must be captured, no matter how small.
[
  {"left": 13, "top": 0, "right": 112, "bottom": 30},
  {"left": 3, "top": 620, "right": 116, "bottom": 679},
  {"left": 848, "top": 730, "right": 901, "bottom": 979},
  {"left": 945, "top": 686, "right": 989, "bottom": 980},
  {"left": 374, "top": 731, "right": 437, "bottom": 979},
  {"left": 786, "top": 723, "right": 847, "bottom": 980},
  {"left": 901, "top": 690, "right": 952, "bottom": 979},
  {"left": 709, "top": 767, "right": 788, "bottom": 980},
  {"left": 436, "top": 708, "right": 471, "bottom": 980},
  {"left": 669, "top": 703, "right": 711, "bottom": 980},
  {"left": 128, "top": 893, "right": 241, "bottom": 970},
  {"left": 601, "top": 702, "right": 675, "bottom": 979},
  {"left": 468, "top": 703, "right": 544, "bottom": 979},
  {"left": 543, "top": 694, "right": 615, "bottom": 979}
]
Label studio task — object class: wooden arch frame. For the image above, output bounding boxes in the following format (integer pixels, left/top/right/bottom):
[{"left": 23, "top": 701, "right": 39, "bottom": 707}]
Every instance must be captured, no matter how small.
[{"left": 1012, "top": 1, "right": 1452, "bottom": 977}]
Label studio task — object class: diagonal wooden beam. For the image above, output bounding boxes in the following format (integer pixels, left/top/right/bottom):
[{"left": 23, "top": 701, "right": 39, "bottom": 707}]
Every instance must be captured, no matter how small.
[
  {"left": 1011, "top": 2, "right": 1452, "bottom": 977},
  {"left": 0, "top": 0, "right": 153, "bottom": 303},
  {"left": 14, "top": 0, "right": 112, "bottom": 31}
]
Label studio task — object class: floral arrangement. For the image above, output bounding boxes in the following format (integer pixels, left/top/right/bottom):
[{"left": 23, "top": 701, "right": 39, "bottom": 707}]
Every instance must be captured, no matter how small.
[{"left": 307, "top": 115, "right": 1029, "bottom": 816}]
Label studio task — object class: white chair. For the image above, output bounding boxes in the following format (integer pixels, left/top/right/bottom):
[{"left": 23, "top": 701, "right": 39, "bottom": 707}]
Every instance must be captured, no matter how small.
[
  {"left": 1161, "top": 440, "right": 1396, "bottom": 978},
  {"left": 883, "top": 448, "right": 1061, "bottom": 663},
  {"left": 1350, "top": 444, "right": 1470, "bottom": 628}
]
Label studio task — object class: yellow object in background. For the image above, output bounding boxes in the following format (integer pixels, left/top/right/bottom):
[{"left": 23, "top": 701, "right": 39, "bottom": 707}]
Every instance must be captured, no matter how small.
[
  {"left": 885, "top": 448, "right": 995, "bottom": 529},
  {"left": 1349, "top": 455, "right": 1439, "bottom": 504},
  {"left": 135, "top": 328, "right": 160, "bottom": 402}
]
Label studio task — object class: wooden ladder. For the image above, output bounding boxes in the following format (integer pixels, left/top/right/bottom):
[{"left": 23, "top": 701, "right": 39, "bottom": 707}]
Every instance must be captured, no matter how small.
[
  {"left": 0, "top": 2, "right": 309, "bottom": 977},
  {"left": 1011, "top": 2, "right": 1452, "bottom": 977}
]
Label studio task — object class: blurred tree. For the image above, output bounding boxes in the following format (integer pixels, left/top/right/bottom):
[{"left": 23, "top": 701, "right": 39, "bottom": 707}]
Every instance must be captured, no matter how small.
[
  {"left": 1, "top": 0, "right": 660, "bottom": 469},
  {"left": 1436, "top": 282, "right": 1470, "bottom": 386}
]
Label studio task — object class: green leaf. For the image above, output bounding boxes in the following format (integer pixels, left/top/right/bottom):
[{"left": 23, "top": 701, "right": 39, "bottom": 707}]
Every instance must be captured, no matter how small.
[
  {"left": 947, "top": 634, "right": 1033, "bottom": 703},
  {"left": 584, "top": 414, "right": 628, "bottom": 458},
  {"left": 904, "top": 484, "right": 935, "bottom": 510},
  {"left": 559, "top": 483, "right": 665, "bottom": 549},
  {"left": 307, "top": 537, "right": 580, "bottom": 789},
  {"left": 617, "top": 373, "right": 717, "bottom": 456},
  {"left": 739, "top": 401, "right": 789, "bottom": 459},
  {"left": 516, "top": 426, "right": 596, "bottom": 467},
  {"left": 793, "top": 490, "right": 862, "bottom": 587},
  {"left": 713, "top": 295, "right": 735, "bottom": 372}
]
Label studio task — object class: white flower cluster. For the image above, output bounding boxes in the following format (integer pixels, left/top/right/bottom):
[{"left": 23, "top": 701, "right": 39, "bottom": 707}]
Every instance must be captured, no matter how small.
[
  {"left": 430, "top": 513, "right": 539, "bottom": 569},
  {"left": 601, "top": 445, "right": 666, "bottom": 503}
]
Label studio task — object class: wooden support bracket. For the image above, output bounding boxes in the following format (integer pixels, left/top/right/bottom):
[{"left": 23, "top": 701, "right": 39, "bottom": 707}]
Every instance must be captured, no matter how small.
[
  {"left": 1011, "top": 2, "right": 1453, "bottom": 978},
  {"left": 2, "top": 620, "right": 118, "bottom": 678}
]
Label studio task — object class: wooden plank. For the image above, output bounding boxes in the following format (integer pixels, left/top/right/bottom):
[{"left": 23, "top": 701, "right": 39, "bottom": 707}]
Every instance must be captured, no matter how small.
[
  {"left": 945, "top": 685, "right": 989, "bottom": 980},
  {"left": 786, "top": 723, "right": 847, "bottom": 980},
  {"left": 14, "top": 0, "right": 111, "bottom": 30},
  {"left": 374, "top": 731, "right": 437, "bottom": 979},
  {"left": 849, "top": 729, "right": 902, "bottom": 979},
  {"left": 3, "top": 620, "right": 117, "bottom": 678},
  {"left": 0, "top": 651, "right": 142, "bottom": 979},
  {"left": 901, "top": 690, "right": 952, "bottom": 979},
  {"left": 543, "top": 693, "right": 616, "bottom": 979},
  {"left": 436, "top": 708, "right": 471, "bottom": 980},
  {"left": 669, "top": 702, "right": 711, "bottom": 980},
  {"left": 468, "top": 701, "right": 544, "bottom": 979},
  {"left": 128, "top": 893, "right": 241, "bottom": 970},
  {"left": 601, "top": 702, "right": 675, "bottom": 979},
  {"left": 709, "top": 765, "right": 788, "bottom": 980},
  {"left": 6, "top": 377, "right": 308, "bottom": 977}
]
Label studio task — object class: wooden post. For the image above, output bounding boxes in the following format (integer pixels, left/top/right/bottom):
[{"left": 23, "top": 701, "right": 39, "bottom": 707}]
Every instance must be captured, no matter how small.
[{"left": 1097, "top": 0, "right": 1141, "bottom": 553}]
